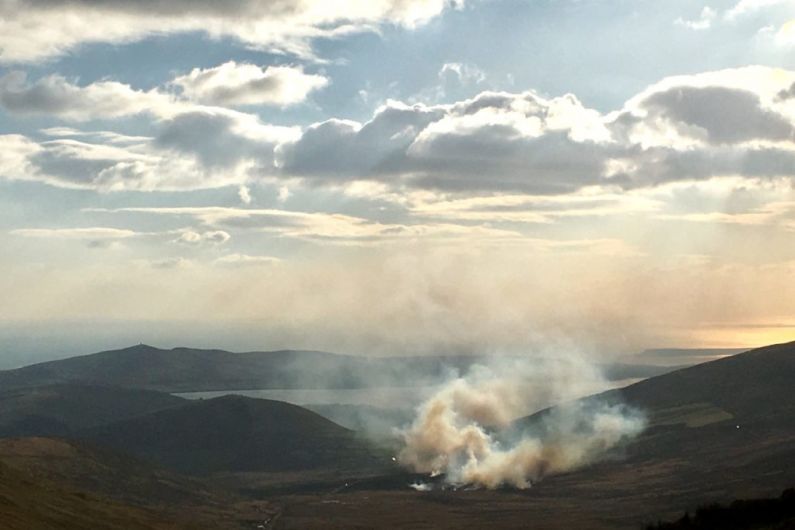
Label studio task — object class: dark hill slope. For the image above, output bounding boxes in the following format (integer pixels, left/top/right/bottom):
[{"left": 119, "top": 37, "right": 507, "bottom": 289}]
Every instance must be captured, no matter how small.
[
  {"left": 83, "top": 395, "right": 388, "bottom": 474},
  {"left": 515, "top": 340, "right": 795, "bottom": 432},
  {"left": 613, "top": 340, "right": 795, "bottom": 423},
  {"left": 0, "top": 384, "right": 185, "bottom": 437}
]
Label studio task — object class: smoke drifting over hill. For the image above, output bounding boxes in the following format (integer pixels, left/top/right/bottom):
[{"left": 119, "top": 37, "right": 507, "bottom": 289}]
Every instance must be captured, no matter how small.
[{"left": 398, "top": 355, "right": 646, "bottom": 489}]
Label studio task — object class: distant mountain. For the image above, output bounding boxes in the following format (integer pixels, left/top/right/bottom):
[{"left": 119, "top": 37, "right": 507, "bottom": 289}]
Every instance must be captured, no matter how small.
[
  {"left": 636, "top": 347, "right": 749, "bottom": 366},
  {"left": 0, "top": 344, "right": 691, "bottom": 393},
  {"left": 0, "top": 383, "right": 185, "bottom": 437},
  {"left": 82, "top": 394, "right": 390, "bottom": 475},
  {"left": 0, "top": 344, "right": 457, "bottom": 392}
]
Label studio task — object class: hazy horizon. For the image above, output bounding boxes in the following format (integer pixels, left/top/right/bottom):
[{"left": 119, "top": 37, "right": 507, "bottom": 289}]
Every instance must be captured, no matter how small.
[{"left": 2, "top": 0, "right": 795, "bottom": 366}]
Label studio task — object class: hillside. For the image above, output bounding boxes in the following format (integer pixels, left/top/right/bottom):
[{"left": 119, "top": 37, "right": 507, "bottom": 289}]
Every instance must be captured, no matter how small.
[
  {"left": 0, "top": 437, "right": 223, "bottom": 507},
  {"left": 0, "top": 344, "right": 683, "bottom": 393},
  {"left": 82, "top": 394, "right": 390, "bottom": 475},
  {"left": 0, "top": 457, "right": 189, "bottom": 530},
  {"left": 0, "top": 437, "right": 278, "bottom": 529},
  {"left": 0, "top": 384, "right": 185, "bottom": 437}
]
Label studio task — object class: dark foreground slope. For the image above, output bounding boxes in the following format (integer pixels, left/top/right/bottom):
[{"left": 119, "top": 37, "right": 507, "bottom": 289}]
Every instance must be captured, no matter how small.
[
  {"left": 83, "top": 394, "right": 389, "bottom": 474},
  {"left": 0, "top": 457, "right": 188, "bottom": 530},
  {"left": 646, "top": 488, "right": 795, "bottom": 530},
  {"left": 0, "top": 437, "right": 277, "bottom": 529}
]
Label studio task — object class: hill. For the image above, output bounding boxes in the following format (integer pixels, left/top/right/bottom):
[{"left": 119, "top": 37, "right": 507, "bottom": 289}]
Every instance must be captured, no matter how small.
[
  {"left": 0, "top": 344, "right": 685, "bottom": 393},
  {"left": 0, "top": 437, "right": 277, "bottom": 529},
  {"left": 82, "top": 394, "right": 390, "bottom": 475},
  {"left": 0, "top": 383, "right": 185, "bottom": 437},
  {"left": 0, "top": 456, "right": 188, "bottom": 530},
  {"left": 0, "top": 437, "right": 222, "bottom": 507}
]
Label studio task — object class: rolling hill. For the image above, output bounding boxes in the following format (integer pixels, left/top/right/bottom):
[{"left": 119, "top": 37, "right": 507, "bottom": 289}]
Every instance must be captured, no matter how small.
[
  {"left": 81, "top": 394, "right": 390, "bottom": 475},
  {"left": 0, "top": 383, "right": 185, "bottom": 437}
]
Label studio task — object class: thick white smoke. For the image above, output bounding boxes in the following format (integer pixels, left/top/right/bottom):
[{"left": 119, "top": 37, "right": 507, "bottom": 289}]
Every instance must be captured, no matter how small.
[{"left": 397, "top": 355, "right": 646, "bottom": 489}]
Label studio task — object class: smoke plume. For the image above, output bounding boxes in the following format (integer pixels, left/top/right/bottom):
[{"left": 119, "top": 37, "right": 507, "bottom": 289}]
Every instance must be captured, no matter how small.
[{"left": 397, "top": 355, "right": 646, "bottom": 489}]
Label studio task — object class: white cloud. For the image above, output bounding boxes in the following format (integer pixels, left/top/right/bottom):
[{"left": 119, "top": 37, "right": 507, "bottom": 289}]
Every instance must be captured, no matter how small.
[
  {"left": 439, "top": 62, "right": 486, "bottom": 85},
  {"left": 214, "top": 253, "right": 282, "bottom": 266},
  {"left": 172, "top": 62, "right": 328, "bottom": 106},
  {"left": 174, "top": 229, "right": 231, "bottom": 245},
  {"left": 775, "top": 19, "right": 795, "bottom": 45},
  {"left": 0, "top": 0, "right": 460, "bottom": 63},
  {"left": 675, "top": 6, "right": 717, "bottom": 30},
  {"left": 10, "top": 227, "right": 138, "bottom": 239},
  {"left": 86, "top": 206, "right": 529, "bottom": 246},
  {"left": 725, "top": 0, "right": 792, "bottom": 21},
  {"left": 238, "top": 185, "right": 253, "bottom": 204}
]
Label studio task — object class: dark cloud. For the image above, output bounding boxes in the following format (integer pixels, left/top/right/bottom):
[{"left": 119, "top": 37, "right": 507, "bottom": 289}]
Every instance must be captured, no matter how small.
[
  {"left": 155, "top": 110, "right": 275, "bottom": 169},
  {"left": 640, "top": 86, "right": 794, "bottom": 144},
  {"left": 277, "top": 103, "right": 444, "bottom": 179}
]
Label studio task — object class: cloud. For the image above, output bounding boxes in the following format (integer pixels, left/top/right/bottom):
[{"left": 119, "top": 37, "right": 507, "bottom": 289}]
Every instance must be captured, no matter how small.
[
  {"left": 10, "top": 227, "right": 138, "bottom": 239},
  {"left": 86, "top": 205, "right": 533, "bottom": 246},
  {"left": 174, "top": 229, "right": 231, "bottom": 245},
  {"left": 627, "top": 85, "right": 794, "bottom": 145},
  {"left": 439, "top": 62, "right": 486, "bottom": 85},
  {"left": 0, "top": 71, "right": 174, "bottom": 121},
  {"left": 675, "top": 6, "right": 717, "bottom": 30},
  {"left": 238, "top": 185, "right": 252, "bottom": 204},
  {"left": 2, "top": 66, "right": 794, "bottom": 194},
  {"left": 0, "top": 106, "right": 297, "bottom": 191},
  {"left": 147, "top": 257, "right": 193, "bottom": 269},
  {"left": 155, "top": 107, "right": 296, "bottom": 169},
  {"left": 214, "top": 253, "right": 281, "bottom": 266},
  {"left": 725, "top": 0, "right": 791, "bottom": 21},
  {"left": 776, "top": 19, "right": 795, "bottom": 45},
  {"left": 172, "top": 62, "right": 328, "bottom": 106},
  {"left": 0, "top": 0, "right": 459, "bottom": 63},
  {"left": 276, "top": 101, "right": 445, "bottom": 179}
]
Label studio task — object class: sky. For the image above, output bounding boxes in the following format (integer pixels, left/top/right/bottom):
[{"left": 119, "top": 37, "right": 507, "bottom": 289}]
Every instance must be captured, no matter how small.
[{"left": 1, "top": 0, "right": 795, "bottom": 365}]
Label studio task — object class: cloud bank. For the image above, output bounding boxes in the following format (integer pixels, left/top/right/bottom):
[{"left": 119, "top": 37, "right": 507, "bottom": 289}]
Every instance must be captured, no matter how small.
[
  {"left": 0, "top": 0, "right": 462, "bottom": 62},
  {"left": 1, "top": 66, "right": 793, "bottom": 194}
]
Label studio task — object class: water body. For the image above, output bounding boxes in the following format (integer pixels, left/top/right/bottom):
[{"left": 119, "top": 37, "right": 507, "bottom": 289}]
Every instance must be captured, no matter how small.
[
  {"left": 175, "top": 386, "right": 439, "bottom": 408},
  {"left": 174, "top": 378, "right": 642, "bottom": 408}
]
